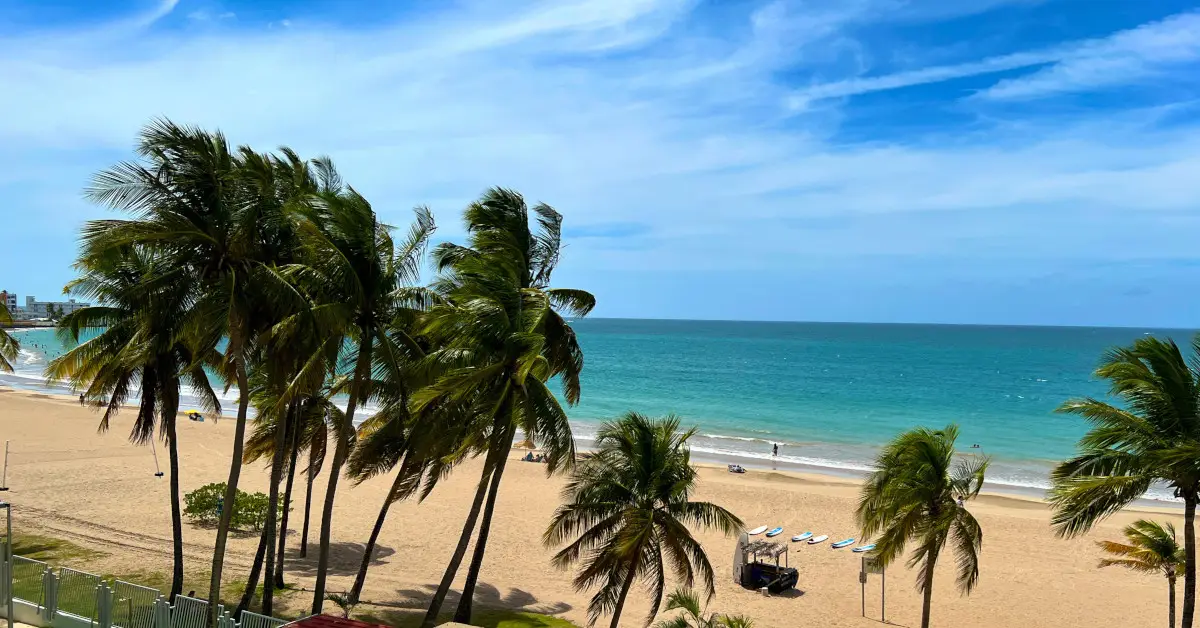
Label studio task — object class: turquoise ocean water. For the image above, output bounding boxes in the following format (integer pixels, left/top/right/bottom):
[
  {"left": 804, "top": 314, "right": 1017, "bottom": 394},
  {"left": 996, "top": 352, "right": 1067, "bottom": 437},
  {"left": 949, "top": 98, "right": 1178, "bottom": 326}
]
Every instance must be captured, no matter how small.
[{"left": 4, "top": 320, "right": 1194, "bottom": 499}]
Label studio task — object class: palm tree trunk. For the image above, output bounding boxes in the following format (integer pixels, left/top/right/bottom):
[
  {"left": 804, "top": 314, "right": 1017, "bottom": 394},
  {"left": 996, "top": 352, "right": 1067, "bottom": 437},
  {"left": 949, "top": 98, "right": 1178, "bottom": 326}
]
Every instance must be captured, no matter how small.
[
  {"left": 420, "top": 443, "right": 505, "bottom": 628},
  {"left": 261, "top": 406, "right": 290, "bottom": 617},
  {"left": 608, "top": 559, "right": 640, "bottom": 628},
  {"left": 454, "top": 423, "right": 514, "bottom": 624},
  {"left": 311, "top": 339, "right": 373, "bottom": 614},
  {"left": 274, "top": 422, "right": 300, "bottom": 589},
  {"left": 208, "top": 359, "right": 251, "bottom": 626},
  {"left": 1171, "top": 575, "right": 1178, "bottom": 628},
  {"left": 164, "top": 387, "right": 184, "bottom": 602},
  {"left": 920, "top": 549, "right": 938, "bottom": 628},
  {"left": 1183, "top": 494, "right": 1196, "bottom": 628},
  {"left": 236, "top": 527, "right": 270, "bottom": 616},
  {"left": 300, "top": 455, "right": 316, "bottom": 559},
  {"left": 348, "top": 471, "right": 405, "bottom": 603},
  {"left": 168, "top": 417, "right": 186, "bottom": 605}
]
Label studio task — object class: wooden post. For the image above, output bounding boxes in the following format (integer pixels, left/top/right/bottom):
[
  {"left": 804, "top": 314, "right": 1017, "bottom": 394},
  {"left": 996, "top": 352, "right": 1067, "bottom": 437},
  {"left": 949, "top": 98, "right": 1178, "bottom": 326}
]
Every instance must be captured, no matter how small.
[
  {"left": 881, "top": 565, "right": 886, "bottom": 623},
  {"left": 1, "top": 441, "right": 9, "bottom": 491},
  {"left": 859, "top": 557, "right": 867, "bottom": 617}
]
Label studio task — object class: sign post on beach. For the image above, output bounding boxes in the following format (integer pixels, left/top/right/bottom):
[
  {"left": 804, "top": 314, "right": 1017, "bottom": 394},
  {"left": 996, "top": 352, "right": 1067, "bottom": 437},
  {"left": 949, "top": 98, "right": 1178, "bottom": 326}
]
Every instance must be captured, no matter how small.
[
  {"left": 0, "top": 441, "right": 8, "bottom": 491},
  {"left": 861, "top": 556, "right": 885, "bottom": 621}
]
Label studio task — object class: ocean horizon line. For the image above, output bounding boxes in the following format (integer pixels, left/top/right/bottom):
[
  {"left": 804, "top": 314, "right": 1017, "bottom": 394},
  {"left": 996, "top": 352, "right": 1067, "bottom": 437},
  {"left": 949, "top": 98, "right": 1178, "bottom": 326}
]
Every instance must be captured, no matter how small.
[{"left": 570, "top": 316, "right": 1198, "bottom": 332}]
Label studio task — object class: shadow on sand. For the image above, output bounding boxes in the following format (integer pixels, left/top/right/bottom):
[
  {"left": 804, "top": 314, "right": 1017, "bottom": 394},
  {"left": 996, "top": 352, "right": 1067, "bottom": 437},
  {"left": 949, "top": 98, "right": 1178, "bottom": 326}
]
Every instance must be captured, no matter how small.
[
  {"left": 353, "top": 581, "right": 573, "bottom": 625},
  {"left": 284, "top": 542, "right": 397, "bottom": 578}
]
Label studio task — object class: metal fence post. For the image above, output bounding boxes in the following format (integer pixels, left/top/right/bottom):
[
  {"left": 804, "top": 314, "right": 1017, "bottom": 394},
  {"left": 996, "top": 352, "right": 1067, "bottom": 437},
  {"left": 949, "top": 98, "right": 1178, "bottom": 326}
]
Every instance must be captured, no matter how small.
[
  {"left": 41, "top": 568, "right": 58, "bottom": 622},
  {"left": 98, "top": 582, "right": 114, "bottom": 628},
  {"left": 152, "top": 596, "right": 170, "bottom": 628}
]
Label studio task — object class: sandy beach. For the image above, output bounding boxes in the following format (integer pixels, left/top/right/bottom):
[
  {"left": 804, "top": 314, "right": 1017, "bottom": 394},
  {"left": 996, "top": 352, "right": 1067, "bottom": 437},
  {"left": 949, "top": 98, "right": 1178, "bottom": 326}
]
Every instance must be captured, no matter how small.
[{"left": 0, "top": 386, "right": 1184, "bottom": 627}]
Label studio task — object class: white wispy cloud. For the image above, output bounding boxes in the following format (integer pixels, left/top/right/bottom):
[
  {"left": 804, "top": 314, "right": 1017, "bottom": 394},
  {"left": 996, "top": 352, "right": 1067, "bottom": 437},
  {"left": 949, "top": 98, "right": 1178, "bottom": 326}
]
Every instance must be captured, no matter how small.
[
  {"left": 787, "top": 49, "right": 1060, "bottom": 110},
  {"left": 977, "top": 10, "right": 1200, "bottom": 100},
  {"left": 0, "top": 0, "right": 1197, "bottom": 293},
  {"left": 789, "top": 9, "right": 1200, "bottom": 107}
]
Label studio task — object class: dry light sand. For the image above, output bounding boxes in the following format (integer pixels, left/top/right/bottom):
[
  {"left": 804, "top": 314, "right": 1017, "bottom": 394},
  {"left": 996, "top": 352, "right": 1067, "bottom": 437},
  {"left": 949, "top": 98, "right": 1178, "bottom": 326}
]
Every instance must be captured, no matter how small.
[{"left": 0, "top": 386, "right": 1186, "bottom": 627}]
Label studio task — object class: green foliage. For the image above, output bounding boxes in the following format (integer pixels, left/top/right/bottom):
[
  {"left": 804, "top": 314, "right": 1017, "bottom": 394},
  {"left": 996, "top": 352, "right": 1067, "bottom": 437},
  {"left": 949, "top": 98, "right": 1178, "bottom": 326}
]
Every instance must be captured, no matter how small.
[
  {"left": 545, "top": 412, "right": 744, "bottom": 627},
  {"left": 1098, "top": 519, "right": 1185, "bottom": 578},
  {"left": 653, "top": 588, "right": 754, "bottom": 628},
  {"left": 325, "top": 592, "right": 358, "bottom": 619},
  {"left": 0, "top": 299, "right": 17, "bottom": 372},
  {"left": 1048, "top": 336, "right": 1200, "bottom": 628},
  {"left": 184, "top": 482, "right": 282, "bottom": 531},
  {"left": 856, "top": 424, "right": 988, "bottom": 628},
  {"left": 1049, "top": 335, "right": 1200, "bottom": 536},
  {"left": 418, "top": 188, "right": 598, "bottom": 625}
]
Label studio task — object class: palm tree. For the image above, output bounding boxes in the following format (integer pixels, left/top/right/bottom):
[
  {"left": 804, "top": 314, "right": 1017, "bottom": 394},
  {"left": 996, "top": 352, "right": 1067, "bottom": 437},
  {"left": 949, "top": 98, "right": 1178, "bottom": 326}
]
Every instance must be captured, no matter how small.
[
  {"left": 544, "top": 412, "right": 743, "bottom": 628},
  {"left": 652, "top": 588, "right": 754, "bottom": 628},
  {"left": 238, "top": 282, "right": 343, "bottom": 617},
  {"left": 418, "top": 188, "right": 595, "bottom": 627},
  {"left": 344, "top": 376, "right": 483, "bottom": 604},
  {"left": 298, "top": 391, "right": 335, "bottom": 559},
  {"left": 291, "top": 161, "right": 435, "bottom": 613},
  {"left": 1098, "top": 520, "right": 1185, "bottom": 628},
  {"left": 1049, "top": 336, "right": 1200, "bottom": 628},
  {"left": 0, "top": 301, "right": 17, "bottom": 372},
  {"left": 82, "top": 120, "right": 309, "bottom": 620},
  {"left": 857, "top": 424, "right": 988, "bottom": 628},
  {"left": 47, "top": 246, "right": 221, "bottom": 601}
]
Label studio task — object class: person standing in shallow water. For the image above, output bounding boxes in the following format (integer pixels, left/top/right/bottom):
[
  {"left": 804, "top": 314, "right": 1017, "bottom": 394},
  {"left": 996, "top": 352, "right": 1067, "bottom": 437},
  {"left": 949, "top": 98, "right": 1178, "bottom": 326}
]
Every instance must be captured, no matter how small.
[{"left": 772, "top": 443, "right": 779, "bottom": 457}]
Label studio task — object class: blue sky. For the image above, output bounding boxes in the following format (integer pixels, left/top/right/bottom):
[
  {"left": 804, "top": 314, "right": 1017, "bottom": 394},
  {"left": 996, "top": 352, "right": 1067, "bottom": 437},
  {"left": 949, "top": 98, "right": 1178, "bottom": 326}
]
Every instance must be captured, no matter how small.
[{"left": 1, "top": 0, "right": 1198, "bottom": 327}]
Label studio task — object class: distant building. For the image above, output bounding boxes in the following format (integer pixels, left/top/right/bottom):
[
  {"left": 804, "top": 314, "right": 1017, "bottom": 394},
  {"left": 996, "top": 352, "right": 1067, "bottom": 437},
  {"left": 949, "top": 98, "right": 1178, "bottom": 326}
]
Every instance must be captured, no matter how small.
[
  {"left": 1, "top": 290, "right": 16, "bottom": 313},
  {"left": 23, "top": 296, "right": 90, "bottom": 319}
]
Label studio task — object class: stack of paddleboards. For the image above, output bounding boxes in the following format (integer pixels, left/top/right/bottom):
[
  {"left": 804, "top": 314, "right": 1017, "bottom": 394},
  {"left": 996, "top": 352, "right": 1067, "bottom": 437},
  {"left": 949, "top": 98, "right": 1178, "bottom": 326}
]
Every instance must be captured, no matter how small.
[{"left": 751, "top": 525, "right": 876, "bottom": 553}]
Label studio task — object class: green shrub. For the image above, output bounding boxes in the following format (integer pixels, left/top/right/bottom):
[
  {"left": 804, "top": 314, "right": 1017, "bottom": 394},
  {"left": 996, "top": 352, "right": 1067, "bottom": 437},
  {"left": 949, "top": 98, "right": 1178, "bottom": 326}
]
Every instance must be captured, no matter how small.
[{"left": 183, "top": 483, "right": 283, "bottom": 531}]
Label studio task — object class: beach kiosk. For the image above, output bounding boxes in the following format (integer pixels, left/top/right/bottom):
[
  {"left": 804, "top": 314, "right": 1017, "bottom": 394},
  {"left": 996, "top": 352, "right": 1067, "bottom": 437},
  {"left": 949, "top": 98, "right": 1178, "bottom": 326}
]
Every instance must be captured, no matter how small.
[{"left": 732, "top": 533, "right": 798, "bottom": 594}]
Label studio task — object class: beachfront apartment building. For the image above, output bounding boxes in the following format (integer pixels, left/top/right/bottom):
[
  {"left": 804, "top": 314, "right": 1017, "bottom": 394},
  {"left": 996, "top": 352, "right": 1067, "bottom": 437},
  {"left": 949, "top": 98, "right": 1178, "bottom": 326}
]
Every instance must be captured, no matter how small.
[
  {"left": 24, "top": 296, "right": 89, "bottom": 318},
  {"left": 0, "top": 292, "right": 91, "bottom": 319}
]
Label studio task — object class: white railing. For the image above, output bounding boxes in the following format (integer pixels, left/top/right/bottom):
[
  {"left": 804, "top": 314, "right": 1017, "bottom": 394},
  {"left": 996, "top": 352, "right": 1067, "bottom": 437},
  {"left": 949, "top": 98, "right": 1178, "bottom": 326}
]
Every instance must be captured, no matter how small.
[
  {"left": 170, "top": 595, "right": 211, "bottom": 628},
  {"left": 0, "top": 555, "right": 294, "bottom": 628}
]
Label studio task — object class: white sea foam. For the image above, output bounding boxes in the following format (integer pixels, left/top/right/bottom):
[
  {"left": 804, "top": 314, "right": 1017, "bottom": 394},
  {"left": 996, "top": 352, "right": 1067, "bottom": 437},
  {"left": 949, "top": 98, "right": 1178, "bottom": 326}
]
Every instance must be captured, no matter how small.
[{"left": 3, "top": 334, "right": 1184, "bottom": 504}]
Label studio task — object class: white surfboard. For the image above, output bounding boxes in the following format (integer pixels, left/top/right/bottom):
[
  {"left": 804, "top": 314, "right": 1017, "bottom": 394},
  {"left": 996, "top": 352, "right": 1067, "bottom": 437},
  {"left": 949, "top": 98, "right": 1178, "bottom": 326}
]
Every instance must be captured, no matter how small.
[
  {"left": 808, "top": 535, "right": 829, "bottom": 545},
  {"left": 765, "top": 527, "right": 784, "bottom": 537},
  {"left": 852, "top": 544, "right": 876, "bottom": 553},
  {"left": 748, "top": 525, "right": 768, "bottom": 535},
  {"left": 831, "top": 538, "right": 855, "bottom": 549},
  {"left": 792, "top": 532, "right": 813, "bottom": 542}
]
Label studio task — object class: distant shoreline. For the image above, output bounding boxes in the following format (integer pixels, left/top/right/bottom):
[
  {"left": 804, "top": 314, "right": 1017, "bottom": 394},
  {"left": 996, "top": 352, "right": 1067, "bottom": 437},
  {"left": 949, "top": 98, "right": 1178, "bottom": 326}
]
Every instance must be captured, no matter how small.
[
  {"left": 0, "top": 380, "right": 1181, "bottom": 513},
  {"left": 2, "top": 321, "right": 57, "bottom": 329}
]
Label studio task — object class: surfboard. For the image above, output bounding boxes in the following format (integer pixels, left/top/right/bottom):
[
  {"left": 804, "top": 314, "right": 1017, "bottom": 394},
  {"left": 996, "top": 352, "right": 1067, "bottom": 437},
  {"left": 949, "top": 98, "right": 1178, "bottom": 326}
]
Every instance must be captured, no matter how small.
[
  {"left": 852, "top": 544, "right": 876, "bottom": 553},
  {"left": 765, "top": 527, "right": 784, "bottom": 537},
  {"left": 748, "top": 525, "right": 768, "bottom": 535},
  {"left": 792, "top": 532, "right": 813, "bottom": 542},
  {"left": 831, "top": 538, "right": 855, "bottom": 549},
  {"left": 808, "top": 535, "right": 828, "bottom": 545}
]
